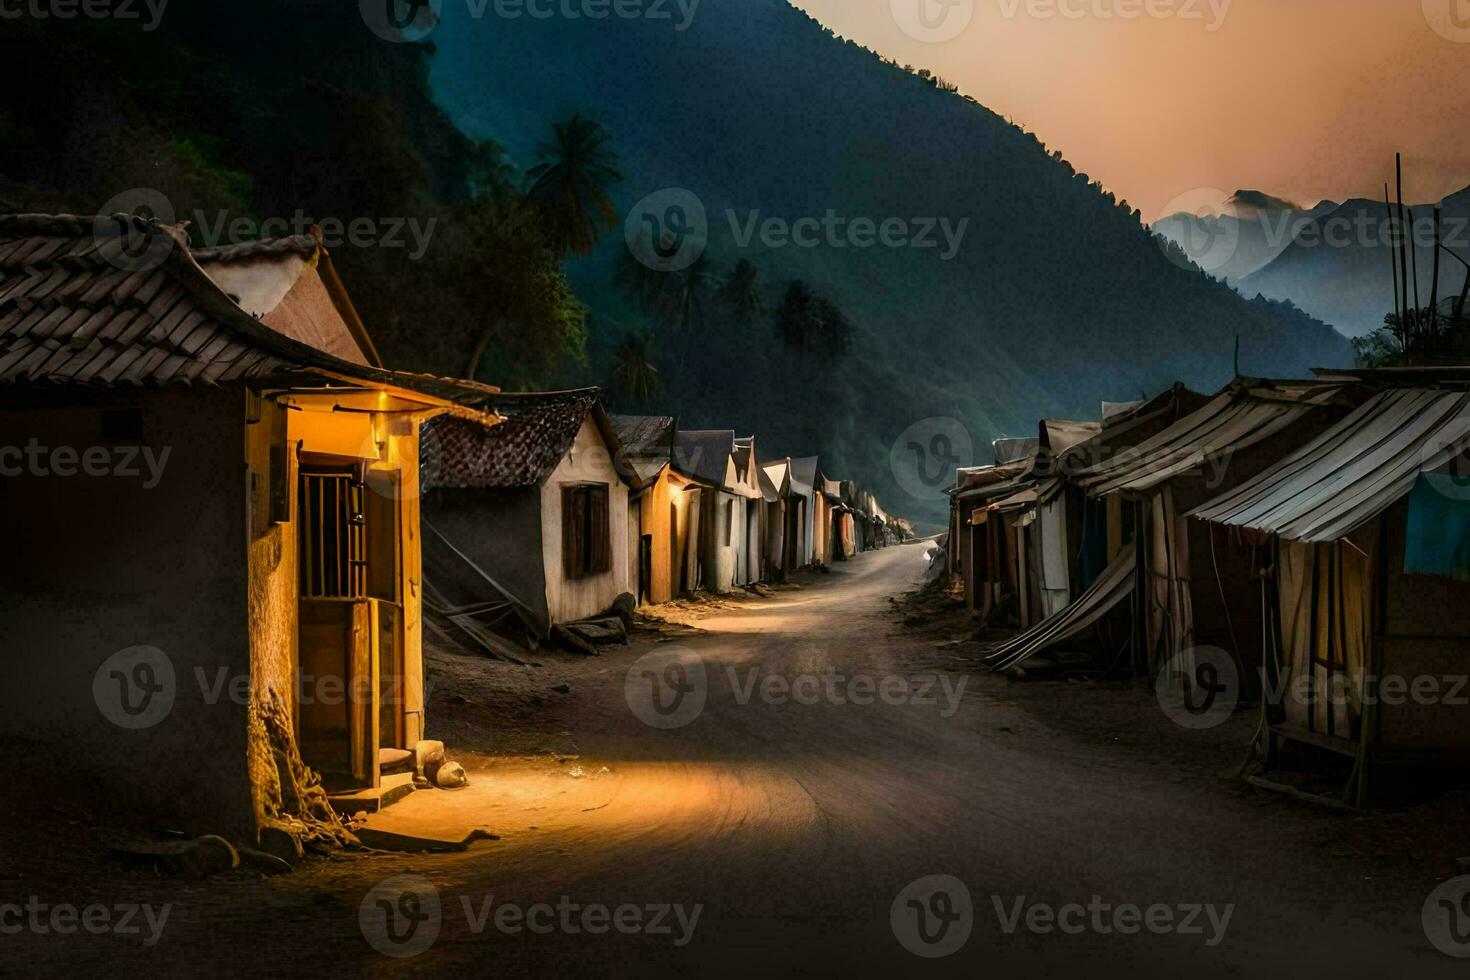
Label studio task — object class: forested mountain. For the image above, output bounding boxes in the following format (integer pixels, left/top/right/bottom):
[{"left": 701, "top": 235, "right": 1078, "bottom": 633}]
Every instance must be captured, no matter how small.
[
  {"left": 0, "top": 0, "right": 1351, "bottom": 523},
  {"left": 429, "top": 0, "right": 1348, "bottom": 522}
]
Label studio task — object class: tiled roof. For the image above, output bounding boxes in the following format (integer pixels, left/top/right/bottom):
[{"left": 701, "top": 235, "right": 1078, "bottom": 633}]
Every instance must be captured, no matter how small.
[
  {"left": 0, "top": 213, "right": 308, "bottom": 385},
  {"left": 610, "top": 414, "right": 675, "bottom": 459},
  {"left": 191, "top": 235, "right": 320, "bottom": 264},
  {"left": 0, "top": 213, "right": 499, "bottom": 405},
  {"left": 484, "top": 388, "right": 602, "bottom": 415},
  {"left": 421, "top": 396, "right": 597, "bottom": 490}
]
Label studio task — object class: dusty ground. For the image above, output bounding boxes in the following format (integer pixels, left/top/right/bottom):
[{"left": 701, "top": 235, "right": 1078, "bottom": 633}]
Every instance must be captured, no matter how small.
[{"left": 7, "top": 543, "right": 1470, "bottom": 977}]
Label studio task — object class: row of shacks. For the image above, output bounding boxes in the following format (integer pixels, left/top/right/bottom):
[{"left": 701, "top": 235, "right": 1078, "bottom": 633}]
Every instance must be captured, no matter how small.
[
  {"left": 947, "top": 372, "right": 1470, "bottom": 806},
  {"left": 0, "top": 214, "right": 908, "bottom": 847},
  {"left": 417, "top": 399, "right": 909, "bottom": 649}
]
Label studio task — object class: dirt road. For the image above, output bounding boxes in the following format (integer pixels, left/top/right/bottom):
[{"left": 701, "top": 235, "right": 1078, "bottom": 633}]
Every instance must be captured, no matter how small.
[{"left": 12, "top": 543, "right": 1470, "bottom": 976}]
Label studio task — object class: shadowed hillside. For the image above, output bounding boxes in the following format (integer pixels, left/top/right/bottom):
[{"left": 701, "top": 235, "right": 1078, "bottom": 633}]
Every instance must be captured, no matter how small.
[
  {"left": 428, "top": 0, "right": 1349, "bottom": 521},
  {"left": 0, "top": 0, "right": 1351, "bottom": 524}
]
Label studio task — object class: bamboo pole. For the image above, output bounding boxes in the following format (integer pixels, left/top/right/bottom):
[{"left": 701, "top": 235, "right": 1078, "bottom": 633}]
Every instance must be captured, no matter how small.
[
  {"left": 1409, "top": 206, "right": 1422, "bottom": 337},
  {"left": 1397, "top": 154, "right": 1412, "bottom": 345},
  {"left": 1386, "top": 184, "right": 1401, "bottom": 350},
  {"left": 1431, "top": 206, "right": 1442, "bottom": 355}
]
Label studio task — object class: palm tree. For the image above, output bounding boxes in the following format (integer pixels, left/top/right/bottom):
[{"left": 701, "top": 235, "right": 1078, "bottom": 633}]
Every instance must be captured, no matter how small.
[
  {"left": 615, "top": 237, "right": 667, "bottom": 312},
  {"left": 657, "top": 252, "right": 718, "bottom": 335},
  {"left": 774, "top": 279, "right": 818, "bottom": 351},
  {"left": 717, "top": 258, "right": 765, "bottom": 324},
  {"left": 813, "top": 295, "right": 854, "bottom": 354},
  {"left": 612, "top": 330, "right": 661, "bottom": 401},
  {"left": 525, "top": 113, "right": 623, "bottom": 257},
  {"left": 774, "top": 280, "right": 854, "bottom": 356}
]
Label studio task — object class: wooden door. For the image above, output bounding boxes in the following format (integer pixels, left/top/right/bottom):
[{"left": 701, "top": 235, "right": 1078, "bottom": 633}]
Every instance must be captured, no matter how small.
[{"left": 299, "top": 598, "right": 377, "bottom": 791}]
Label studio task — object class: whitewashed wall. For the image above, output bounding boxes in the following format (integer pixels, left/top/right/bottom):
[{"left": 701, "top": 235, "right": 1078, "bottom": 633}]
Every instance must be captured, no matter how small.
[{"left": 540, "top": 418, "right": 631, "bottom": 624}]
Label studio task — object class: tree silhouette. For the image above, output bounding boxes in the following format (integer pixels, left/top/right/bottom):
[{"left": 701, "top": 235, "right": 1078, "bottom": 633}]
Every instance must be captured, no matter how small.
[
  {"left": 525, "top": 112, "right": 624, "bottom": 257},
  {"left": 615, "top": 237, "right": 667, "bottom": 312},
  {"left": 612, "top": 329, "right": 661, "bottom": 401},
  {"left": 775, "top": 280, "right": 854, "bottom": 354},
  {"left": 718, "top": 258, "right": 766, "bottom": 324},
  {"left": 657, "top": 253, "right": 718, "bottom": 336},
  {"left": 775, "top": 279, "right": 818, "bottom": 351}
]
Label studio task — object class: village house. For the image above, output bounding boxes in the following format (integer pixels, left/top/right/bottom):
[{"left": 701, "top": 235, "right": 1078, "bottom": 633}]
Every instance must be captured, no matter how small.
[
  {"left": 420, "top": 390, "right": 636, "bottom": 646},
  {"left": 817, "top": 473, "right": 846, "bottom": 562},
  {"left": 610, "top": 414, "right": 678, "bottom": 605},
  {"left": 979, "top": 387, "right": 1209, "bottom": 667},
  {"left": 788, "top": 456, "right": 822, "bottom": 566},
  {"left": 673, "top": 429, "right": 764, "bottom": 593},
  {"left": 1191, "top": 377, "right": 1470, "bottom": 804},
  {"left": 987, "top": 378, "right": 1364, "bottom": 691},
  {"left": 761, "top": 457, "right": 809, "bottom": 580},
  {"left": 749, "top": 440, "right": 787, "bottom": 575},
  {"left": 948, "top": 456, "right": 1035, "bottom": 619},
  {"left": 806, "top": 466, "right": 839, "bottom": 565},
  {"left": 0, "top": 213, "right": 498, "bottom": 842},
  {"left": 731, "top": 436, "right": 769, "bottom": 583}
]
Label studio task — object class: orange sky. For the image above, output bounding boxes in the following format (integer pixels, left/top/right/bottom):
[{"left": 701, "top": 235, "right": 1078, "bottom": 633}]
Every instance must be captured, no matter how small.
[{"left": 792, "top": 0, "right": 1470, "bottom": 219}]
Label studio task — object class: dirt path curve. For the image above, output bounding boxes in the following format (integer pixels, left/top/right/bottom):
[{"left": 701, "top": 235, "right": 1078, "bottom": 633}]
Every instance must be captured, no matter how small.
[{"left": 16, "top": 544, "right": 1466, "bottom": 977}]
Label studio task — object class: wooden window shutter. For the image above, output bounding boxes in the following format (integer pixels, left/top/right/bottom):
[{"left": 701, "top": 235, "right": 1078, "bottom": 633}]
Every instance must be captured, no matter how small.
[
  {"left": 563, "top": 486, "right": 583, "bottom": 578},
  {"left": 590, "top": 484, "right": 610, "bottom": 573}
]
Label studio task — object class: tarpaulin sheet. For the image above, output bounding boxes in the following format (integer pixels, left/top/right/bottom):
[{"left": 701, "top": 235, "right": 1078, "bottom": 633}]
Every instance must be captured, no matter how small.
[{"left": 1403, "top": 473, "right": 1470, "bottom": 580}]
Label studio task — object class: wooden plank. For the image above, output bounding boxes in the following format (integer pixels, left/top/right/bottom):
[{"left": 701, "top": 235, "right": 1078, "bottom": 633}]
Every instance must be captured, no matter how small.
[{"left": 1268, "top": 722, "right": 1359, "bottom": 758}]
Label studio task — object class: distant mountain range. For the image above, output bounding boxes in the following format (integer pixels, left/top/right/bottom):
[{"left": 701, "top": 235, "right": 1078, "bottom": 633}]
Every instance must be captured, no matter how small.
[
  {"left": 1157, "top": 186, "right": 1470, "bottom": 337},
  {"left": 1153, "top": 190, "right": 1339, "bottom": 284},
  {"left": 428, "top": 0, "right": 1350, "bottom": 523}
]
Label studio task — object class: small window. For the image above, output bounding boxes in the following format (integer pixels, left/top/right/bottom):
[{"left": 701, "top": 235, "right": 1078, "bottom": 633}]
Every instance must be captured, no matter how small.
[
  {"left": 563, "top": 483, "right": 611, "bottom": 579},
  {"left": 300, "top": 468, "right": 367, "bottom": 599},
  {"left": 725, "top": 499, "right": 734, "bottom": 546}
]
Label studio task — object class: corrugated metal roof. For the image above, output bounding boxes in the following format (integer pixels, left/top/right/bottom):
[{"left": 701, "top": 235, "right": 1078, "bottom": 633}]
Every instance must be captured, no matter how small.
[
  {"left": 985, "top": 549, "right": 1136, "bottom": 671},
  {"left": 1189, "top": 388, "right": 1470, "bottom": 542},
  {"left": 1072, "top": 380, "right": 1350, "bottom": 497},
  {"left": 1051, "top": 384, "right": 1212, "bottom": 475}
]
